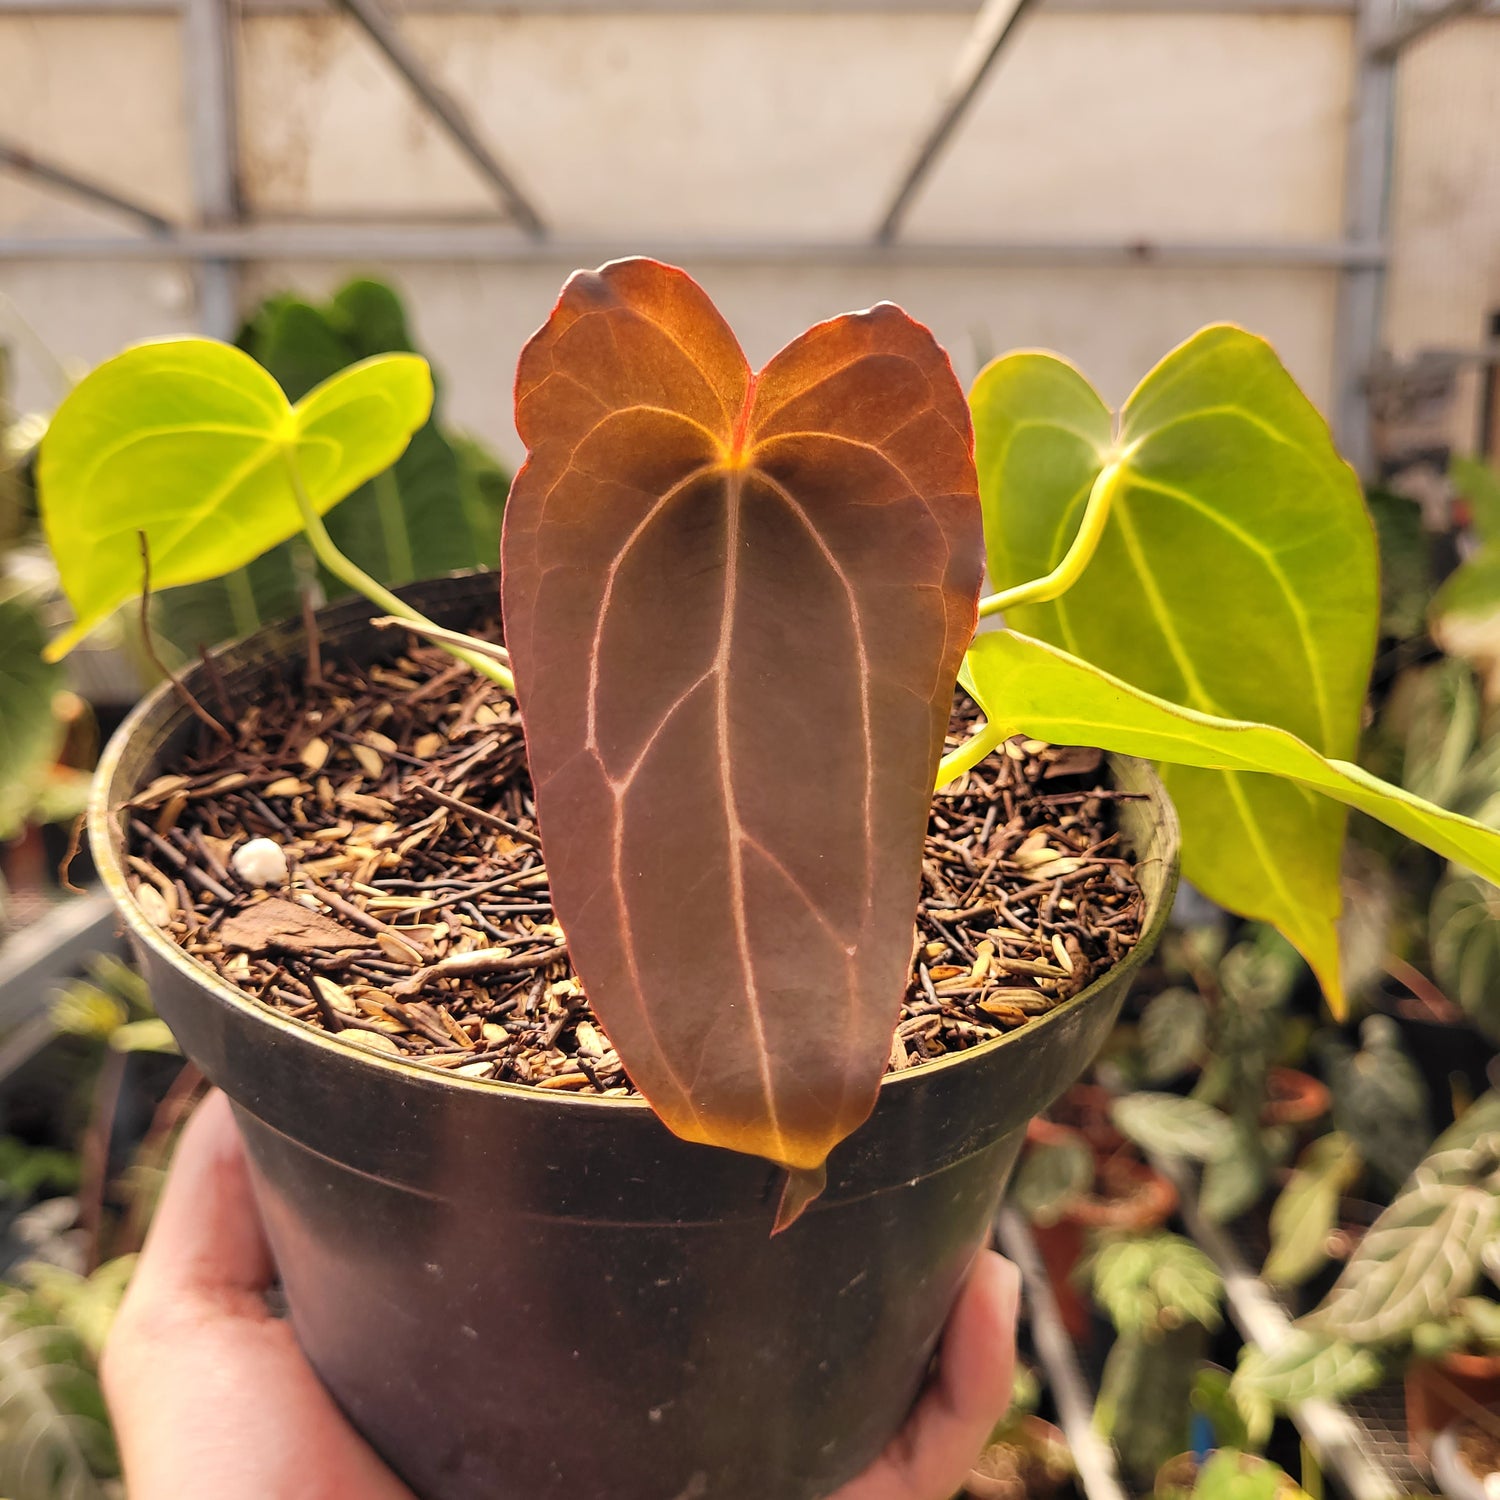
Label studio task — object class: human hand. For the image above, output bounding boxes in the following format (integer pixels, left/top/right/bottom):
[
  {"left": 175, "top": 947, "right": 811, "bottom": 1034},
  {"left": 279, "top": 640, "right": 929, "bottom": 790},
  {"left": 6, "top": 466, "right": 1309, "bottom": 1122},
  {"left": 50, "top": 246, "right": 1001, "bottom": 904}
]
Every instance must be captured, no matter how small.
[{"left": 104, "top": 1091, "right": 1018, "bottom": 1500}]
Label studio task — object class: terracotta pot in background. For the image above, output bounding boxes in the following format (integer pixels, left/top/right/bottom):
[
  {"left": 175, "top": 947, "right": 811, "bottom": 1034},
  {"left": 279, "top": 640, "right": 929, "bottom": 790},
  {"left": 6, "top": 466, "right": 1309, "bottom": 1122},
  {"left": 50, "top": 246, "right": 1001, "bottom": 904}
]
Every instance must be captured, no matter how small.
[
  {"left": 1049, "top": 1081, "right": 1127, "bottom": 1157},
  {"left": 1030, "top": 1147, "right": 1179, "bottom": 1343},
  {"left": 1261, "top": 1067, "right": 1330, "bottom": 1129},
  {"left": 1407, "top": 1352, "right": 1500, "bottom": 1471}
]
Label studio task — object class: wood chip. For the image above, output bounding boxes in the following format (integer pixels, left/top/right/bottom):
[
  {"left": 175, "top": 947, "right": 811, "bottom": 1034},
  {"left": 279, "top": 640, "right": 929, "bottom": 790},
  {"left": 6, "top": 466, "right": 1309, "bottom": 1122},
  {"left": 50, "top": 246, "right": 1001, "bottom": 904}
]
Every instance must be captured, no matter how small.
[{"left": 219, "top": 897, "right": 364, "bottom": 955}]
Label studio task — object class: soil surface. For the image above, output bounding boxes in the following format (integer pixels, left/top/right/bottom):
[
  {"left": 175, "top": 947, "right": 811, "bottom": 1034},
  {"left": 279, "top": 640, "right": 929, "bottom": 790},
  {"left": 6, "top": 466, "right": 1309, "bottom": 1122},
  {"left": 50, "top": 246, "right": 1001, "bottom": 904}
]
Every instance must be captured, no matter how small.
[{"left": 121, "top": 622, "right": 1144, "bottom": 1095}]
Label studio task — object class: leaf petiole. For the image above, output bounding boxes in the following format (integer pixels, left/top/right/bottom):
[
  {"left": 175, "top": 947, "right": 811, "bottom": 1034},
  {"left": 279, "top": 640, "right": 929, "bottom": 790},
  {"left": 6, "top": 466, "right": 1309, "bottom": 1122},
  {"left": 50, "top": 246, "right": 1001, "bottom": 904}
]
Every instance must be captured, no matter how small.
[
  {"left": 976, "top": 459, "right": 1125, "bottom": 620},
  {"left": 934, "top": 714, "right": 1008, "bottom": 790},
  {"left": 941, "top": 459, "right": 1127, "bottom": 786},
  {"left": 281, "top": 450, "right": 516, "bottom": 694}
]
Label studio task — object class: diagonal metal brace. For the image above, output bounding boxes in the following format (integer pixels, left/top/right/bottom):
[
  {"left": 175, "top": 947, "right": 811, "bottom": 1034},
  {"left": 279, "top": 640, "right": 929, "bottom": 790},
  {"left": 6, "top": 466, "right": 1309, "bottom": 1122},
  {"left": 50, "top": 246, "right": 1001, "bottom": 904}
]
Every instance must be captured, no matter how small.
[
  {"left": 874, "top": 0, "right": 1042, "bottom": 245},
  {"left": 0, "top": 136, "right": 174, "bottom": 234},
  {"left": 1365, "top": 0, "right": 1483, "bottom": 59},
  {"left": 333, "top": 0, "right": 546, "bottom": 239}
]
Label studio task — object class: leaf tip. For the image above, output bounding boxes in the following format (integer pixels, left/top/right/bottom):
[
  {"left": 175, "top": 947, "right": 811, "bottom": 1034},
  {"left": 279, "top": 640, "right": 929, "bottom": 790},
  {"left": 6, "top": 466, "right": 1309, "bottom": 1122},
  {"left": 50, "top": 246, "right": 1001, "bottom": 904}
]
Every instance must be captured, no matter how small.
[{"left": 772, "top": 1163, "right": 828, "bottom": 1235}]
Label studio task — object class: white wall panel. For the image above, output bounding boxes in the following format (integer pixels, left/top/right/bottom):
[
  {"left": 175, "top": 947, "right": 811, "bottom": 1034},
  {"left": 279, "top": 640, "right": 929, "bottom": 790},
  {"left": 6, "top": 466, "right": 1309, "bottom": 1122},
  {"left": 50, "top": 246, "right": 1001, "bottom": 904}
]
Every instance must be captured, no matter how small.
[
  {"left": 0, "top": 16, "right": 190, "bottom": 227},
  {"left": 243, "top": 257, "right": 1338, "bottom": 462}
]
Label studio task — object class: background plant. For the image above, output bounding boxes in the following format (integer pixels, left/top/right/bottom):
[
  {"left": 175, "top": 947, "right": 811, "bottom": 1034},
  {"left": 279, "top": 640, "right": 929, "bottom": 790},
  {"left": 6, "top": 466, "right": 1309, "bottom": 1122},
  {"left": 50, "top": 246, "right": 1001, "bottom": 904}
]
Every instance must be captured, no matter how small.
[
  {"left": 1087, "top": 1230, "right": 1225, "bottom": 1482},
  {"left": 1232, "top": 1092, "right": 1500, "bottom": 1437}
]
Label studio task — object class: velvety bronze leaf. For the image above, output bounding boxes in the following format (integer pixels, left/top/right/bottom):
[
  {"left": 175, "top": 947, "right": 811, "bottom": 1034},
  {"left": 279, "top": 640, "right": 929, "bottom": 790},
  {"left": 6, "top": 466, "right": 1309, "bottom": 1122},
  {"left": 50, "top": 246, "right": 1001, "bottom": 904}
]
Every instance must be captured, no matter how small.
[{"left": 503, "top": 259, "right": 983, "bottom": 1176}]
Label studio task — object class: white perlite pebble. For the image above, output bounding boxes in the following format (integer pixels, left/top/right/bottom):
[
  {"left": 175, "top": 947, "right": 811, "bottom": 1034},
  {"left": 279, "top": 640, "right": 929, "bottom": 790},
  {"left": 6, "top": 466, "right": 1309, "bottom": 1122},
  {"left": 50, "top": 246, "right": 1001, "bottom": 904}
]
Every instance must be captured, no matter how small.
[{"left": 231, "top": 837, "right": 289, "bottom": 888}]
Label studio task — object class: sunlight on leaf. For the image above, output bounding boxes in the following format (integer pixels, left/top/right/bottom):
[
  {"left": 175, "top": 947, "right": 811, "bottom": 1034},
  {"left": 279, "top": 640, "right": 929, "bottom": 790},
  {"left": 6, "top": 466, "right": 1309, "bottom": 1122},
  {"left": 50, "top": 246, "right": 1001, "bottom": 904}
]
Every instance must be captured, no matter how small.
[
  {"left": 962, "top": 630, "right": 1500, "bottom": 898},
  {"left": 972, "top": 327, "right": 1376, "bottom": 1010},
  {"left": 37, "top": 338, "right": 432, "bottom": 658}
]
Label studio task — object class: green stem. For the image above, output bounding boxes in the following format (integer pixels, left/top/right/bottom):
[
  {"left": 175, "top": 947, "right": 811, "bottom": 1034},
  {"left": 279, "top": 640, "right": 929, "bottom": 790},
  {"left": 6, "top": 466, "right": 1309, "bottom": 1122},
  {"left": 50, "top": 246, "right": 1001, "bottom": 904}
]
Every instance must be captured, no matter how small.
[
  {"left": 282, "top": 451, "right": 515, "bottom": 694},
  {"left": 935, "top": 715, "right": 1007, "bottom": 791},
  {"left": 977, "top": 459, "right": 1125, "bottom": 620},
  {"left": 936, "top": 460, "right": 1128, "bottom": 785},
  {"left": 938, "top": 460, "right": 1127, "bottom": 788}
]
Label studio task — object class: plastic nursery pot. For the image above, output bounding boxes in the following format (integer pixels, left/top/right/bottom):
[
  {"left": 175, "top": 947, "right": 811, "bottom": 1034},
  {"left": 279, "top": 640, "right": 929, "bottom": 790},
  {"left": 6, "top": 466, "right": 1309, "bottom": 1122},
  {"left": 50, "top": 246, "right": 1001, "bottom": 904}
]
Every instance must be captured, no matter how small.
[
  {"left": 90, "top": 576, "right": 1180, "bottom": 1500},
  {"left": 1407, "top": 1352, "right": 1500, "bottom": 1471}
]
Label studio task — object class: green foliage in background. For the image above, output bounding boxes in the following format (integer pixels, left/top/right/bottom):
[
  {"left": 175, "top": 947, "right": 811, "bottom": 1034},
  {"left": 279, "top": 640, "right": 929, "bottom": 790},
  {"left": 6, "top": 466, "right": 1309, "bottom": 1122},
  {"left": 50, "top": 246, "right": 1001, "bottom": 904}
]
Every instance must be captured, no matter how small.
[
  {"left": 152, "top": 279, "right": 508, "bottom": 656},
  {"left": 0, "top": 590, "right": 67, "bottom": 840},
  {"left": 1088, "top": 1232, "right": 1223, "bottom": 1483},
  {"left": 1233, "top": 1101, "right": 1500, "bottom": 1431},
  {"left": 0, "top": 1273, "right": 122, "bottom": 1500}
]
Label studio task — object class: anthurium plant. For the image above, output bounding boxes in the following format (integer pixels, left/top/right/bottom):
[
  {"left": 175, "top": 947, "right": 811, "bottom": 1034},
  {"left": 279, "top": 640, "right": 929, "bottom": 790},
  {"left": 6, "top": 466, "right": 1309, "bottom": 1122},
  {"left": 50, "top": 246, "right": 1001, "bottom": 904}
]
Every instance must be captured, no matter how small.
[{"left": 39, "top": 257, "right": 1500, "bottom": 1219}]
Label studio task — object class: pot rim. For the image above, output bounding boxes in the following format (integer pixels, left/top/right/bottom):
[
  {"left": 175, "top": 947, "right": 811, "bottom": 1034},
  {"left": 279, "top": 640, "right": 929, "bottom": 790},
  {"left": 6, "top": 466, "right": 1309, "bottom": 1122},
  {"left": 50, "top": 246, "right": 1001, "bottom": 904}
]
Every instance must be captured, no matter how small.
[{"left": 89, "top": 609, "right": 1180, "bottom": 1118}]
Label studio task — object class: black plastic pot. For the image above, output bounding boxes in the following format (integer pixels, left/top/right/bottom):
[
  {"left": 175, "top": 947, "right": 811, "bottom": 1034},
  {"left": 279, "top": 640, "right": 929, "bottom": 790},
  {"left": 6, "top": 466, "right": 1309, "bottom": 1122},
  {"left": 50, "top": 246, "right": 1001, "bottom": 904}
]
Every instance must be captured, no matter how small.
[{"left": 90, "top": 575, "right": 1180, "bottom": 1500}]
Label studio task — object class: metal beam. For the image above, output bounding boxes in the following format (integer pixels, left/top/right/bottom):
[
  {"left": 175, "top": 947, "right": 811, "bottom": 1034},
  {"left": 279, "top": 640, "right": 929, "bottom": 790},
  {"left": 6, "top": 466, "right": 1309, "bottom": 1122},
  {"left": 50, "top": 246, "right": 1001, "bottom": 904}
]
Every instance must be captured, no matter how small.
[
  {"left": 1366, "top": 0, "right": 1484, "bottom": 57},
  {"left": 875, "top": 0, "right": 1041, "bottom": 244},
  {"left": 0, "top": 891, "right": 120, "bottom": 1037},
  {"left": 0, "top": 0, "right": 1378, "bottom": 12},
  {"left": 996, "top": 1210, "right": 1129, "bottom": 1500},
  {"left": 183, "top": 0, "right": 242, "bottom": 338},
  {"left": 333, "top": 0, "right": 546, "bottom": 238},
  {"left": 0, "top": 138, "right": 174, "bottom": 234},
  {"left": 1331, "top": 0, "right": 1398, "bottom": 476},
  {"left": 0, "top": 226, "right": 1387, "bottom": 267}
]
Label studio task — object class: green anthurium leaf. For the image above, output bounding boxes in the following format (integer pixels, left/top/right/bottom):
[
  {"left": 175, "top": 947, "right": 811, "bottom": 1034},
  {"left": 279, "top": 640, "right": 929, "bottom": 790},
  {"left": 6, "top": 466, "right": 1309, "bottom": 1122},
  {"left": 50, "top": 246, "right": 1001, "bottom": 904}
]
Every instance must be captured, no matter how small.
[
  {"left": 1200, "top": 1119, "right": 1270, "bottom": 1225},
  {"left": 1431, "top": 867, "right": 1500, "bottom": 1044},
  {"left": 245, "top": 280, "right": 507, "bottom": 590},
  {"left": 1366, "top": 487, "right": 1431, "bottom": 642},
  {"left": 959, "top": 629, "right": 1500, "bottom": 900},
  {"left": 108, "top": 1018, "right": 180, "bottom": 1054},
  {"left": 36, "top": 338, "right": 432, "bottom": 658},
  {"left": 972, "top": 327, "right": 1377, "bottom": 1010},
  {"left": 1263, "top": 1131, "right": 1362, "bottom": 1288},
  {"left": 1190, "top": 1449, "right": 1290, "bottom": 1500},
  {"left": 1434, "top": 1090, "right": 1500, "bottom": 1155},
  {"left": 1309, "top": 1135, "right": 1500, "bottom": 1345}
]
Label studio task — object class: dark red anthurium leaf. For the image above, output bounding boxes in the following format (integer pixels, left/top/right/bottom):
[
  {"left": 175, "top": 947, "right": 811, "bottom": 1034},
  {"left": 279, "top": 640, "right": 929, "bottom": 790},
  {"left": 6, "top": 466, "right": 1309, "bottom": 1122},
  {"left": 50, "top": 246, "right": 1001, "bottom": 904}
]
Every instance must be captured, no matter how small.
[{"left": 502, "top": 258, "right": 983, "bottom": 1181}]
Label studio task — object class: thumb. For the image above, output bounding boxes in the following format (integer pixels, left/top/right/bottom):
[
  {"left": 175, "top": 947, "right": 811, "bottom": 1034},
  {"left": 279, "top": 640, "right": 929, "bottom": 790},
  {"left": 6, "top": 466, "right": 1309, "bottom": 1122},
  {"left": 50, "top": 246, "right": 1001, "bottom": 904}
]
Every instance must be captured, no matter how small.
[{"left": 834, "top": 1250, "right": 1020, "bottom": 1500}]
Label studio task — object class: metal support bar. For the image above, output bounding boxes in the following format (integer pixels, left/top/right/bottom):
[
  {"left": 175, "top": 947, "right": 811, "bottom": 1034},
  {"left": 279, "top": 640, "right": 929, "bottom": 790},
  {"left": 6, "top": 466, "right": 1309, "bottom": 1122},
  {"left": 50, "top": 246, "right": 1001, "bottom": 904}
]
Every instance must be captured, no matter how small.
[
  {"left": 0, "top": 227, "right": 1386, "bottom": 266},
  {"left": 333, "top": 0, "right": 546, "bottom": 238},
  {"left": 996, "top": 1208, "right": 1129, "bottom": 1500},
  {"left": 1366, "top": 0, "right": 1483, "bottom": 57},
  {"left": 0, "top": 0, "right": 1387, "bottom": 13},
  {"left": 1331, "top": 0, "right": 1398, "bottom": 477},
  {"left": 0, "top": 891, "right": 121, "bottom": 1036},
  {"left": 0, "top": 138, "right": 174, "bottom": 234},
  {"left": 183, "top": 0, "right": 243, "bottom": 338},
  {"left": 875, "top": 0, "right": 1040, "bottom": 244}
]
